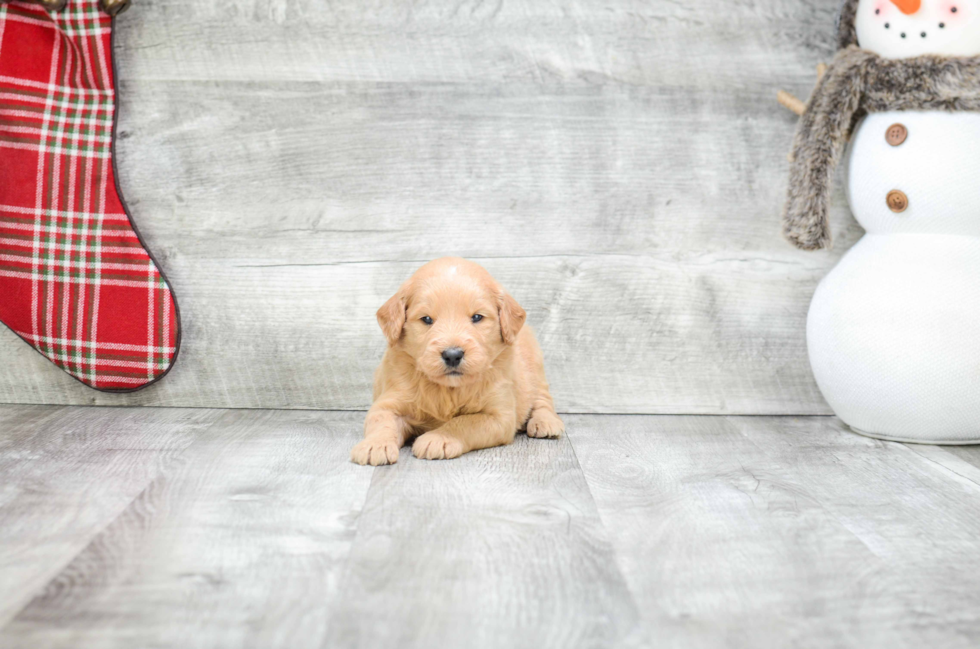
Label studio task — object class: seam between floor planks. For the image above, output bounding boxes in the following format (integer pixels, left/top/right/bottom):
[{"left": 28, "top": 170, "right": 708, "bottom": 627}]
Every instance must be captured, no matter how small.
[
  {"left": 3, "top": 407, "right": 980, "bottom": 649},
  {"left": 0, "top": 408, "right": 377, "bottom": 647},
  {"left": 0, "top": 407, "right": 231, "bottom": 629},
  {"left": 0, "top": 403, "right": 844, "bottom": 417}
]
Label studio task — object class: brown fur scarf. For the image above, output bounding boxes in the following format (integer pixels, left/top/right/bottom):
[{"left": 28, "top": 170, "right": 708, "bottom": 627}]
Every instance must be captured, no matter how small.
[{"left": 784, "top": 46, "right": 980, "bottom": 250}]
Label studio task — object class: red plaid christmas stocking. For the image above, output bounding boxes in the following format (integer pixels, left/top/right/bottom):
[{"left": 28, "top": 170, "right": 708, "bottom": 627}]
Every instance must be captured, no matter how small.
[{"left": 0, "top": 0, "right": 180, "bottom": 392}]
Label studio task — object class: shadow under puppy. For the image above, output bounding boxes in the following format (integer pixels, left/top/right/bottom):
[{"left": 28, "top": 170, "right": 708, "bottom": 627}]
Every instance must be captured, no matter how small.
[{"left": 351, "top": 258, "right": 564, "bottom": 465}]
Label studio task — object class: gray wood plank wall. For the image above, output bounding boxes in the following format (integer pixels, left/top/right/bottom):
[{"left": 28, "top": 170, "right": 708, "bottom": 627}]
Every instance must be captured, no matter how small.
[{"left": 0, "top": 0, "right": 859, "bottom": 413}]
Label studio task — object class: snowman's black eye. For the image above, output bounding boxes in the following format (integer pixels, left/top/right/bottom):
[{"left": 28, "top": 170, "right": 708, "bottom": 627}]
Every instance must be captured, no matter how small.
[
  {"left": 901, "top": 32, "right": 907, "bottom": 38},
  {"left": 921, "top": 32, "right": 927, "bottom": 37},
  {"left": 952, "top": 6, "right": 958, "bottom": 13},
  {"left": 940, "top": 22, "right": 946, "bottom": 28},
  {"left": 876, "top": 8, "right": 881, "bottom": 14},
  {"left": 885, "top": 22, "right": 891, "bottom": 29}
]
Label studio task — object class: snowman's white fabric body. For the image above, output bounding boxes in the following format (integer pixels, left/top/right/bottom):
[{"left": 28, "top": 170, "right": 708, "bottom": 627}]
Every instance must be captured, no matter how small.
[
  {"left": 810, "top": 111, "right": 980, "bottom": 442},
  {"left": 803, "top": 0, "right": 980, "bottom": 443}
]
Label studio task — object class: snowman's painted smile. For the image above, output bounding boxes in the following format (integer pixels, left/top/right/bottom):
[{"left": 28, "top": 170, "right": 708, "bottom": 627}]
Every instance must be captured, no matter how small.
[{"left": 856, "top": 0, "right": 980, "bottom": 58}]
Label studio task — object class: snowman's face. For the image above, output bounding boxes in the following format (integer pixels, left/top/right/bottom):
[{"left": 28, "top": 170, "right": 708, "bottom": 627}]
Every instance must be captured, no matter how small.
[{"left": 856, "top": 0, "right": 980, "bottom": 58}]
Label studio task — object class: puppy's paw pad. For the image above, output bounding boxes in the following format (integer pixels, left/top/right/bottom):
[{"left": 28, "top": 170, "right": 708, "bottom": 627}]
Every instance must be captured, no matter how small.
[
  {"left": 412, "top": 432, "right": 465, "bottom": 460},
  {"left": 527, "top": 411, "right": 564, "bottom": 439},
  {"left": 351, "top": 438, "right": 400, "bottom": 466}
]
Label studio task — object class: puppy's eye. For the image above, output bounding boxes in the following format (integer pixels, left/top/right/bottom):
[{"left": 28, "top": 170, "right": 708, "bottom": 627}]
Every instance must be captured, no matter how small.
[
  {"left": 471, "top": 314, "right": 484, "bottom": 323},
  {"left": 421, "top": 316, "right": 434, "bottom": 325}
]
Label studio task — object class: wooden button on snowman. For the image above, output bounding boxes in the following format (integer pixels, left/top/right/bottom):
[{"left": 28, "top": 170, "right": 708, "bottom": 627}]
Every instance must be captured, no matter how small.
[
  {"left": 885, "top": 123, "right": 907, "bottom": 146},
  {"left": 781, "top": 0, "right": 980, "bottom": 443}
]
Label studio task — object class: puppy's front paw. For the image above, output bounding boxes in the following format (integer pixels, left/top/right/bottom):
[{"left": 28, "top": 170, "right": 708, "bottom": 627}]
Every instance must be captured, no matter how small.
[
  {"left": 527, "top": 410, "right": 564, "bottom": 439},
  {"left": 412, "top": 432, "right": 465, "bottom": 461},
  {"left": 351, "top": 438, "right": 400, "bottom": 466}
]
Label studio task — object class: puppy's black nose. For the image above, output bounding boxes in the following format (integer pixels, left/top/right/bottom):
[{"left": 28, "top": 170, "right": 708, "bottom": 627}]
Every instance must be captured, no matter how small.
[{"left": 441, "top": 347, "right": 465, "bottom": 368}]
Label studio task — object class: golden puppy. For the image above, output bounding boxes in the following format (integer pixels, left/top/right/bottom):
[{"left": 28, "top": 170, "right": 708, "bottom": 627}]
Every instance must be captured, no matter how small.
[{"left": 351, "top": 258, "right": 564, "bottom": 465}]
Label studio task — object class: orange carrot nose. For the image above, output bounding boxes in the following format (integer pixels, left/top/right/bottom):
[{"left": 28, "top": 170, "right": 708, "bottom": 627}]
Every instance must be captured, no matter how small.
[{"left": 890, "top": 0, "right": 922, "bottom": 14}]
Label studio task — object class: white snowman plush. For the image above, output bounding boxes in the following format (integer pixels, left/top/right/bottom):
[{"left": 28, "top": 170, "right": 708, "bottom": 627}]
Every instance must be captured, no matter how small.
[{"left": 783, "top": 0, "right": 980, "bottom": 443}]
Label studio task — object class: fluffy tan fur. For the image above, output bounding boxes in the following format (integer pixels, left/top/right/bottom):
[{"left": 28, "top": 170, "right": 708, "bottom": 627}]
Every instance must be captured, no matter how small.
[{"left": 351, "top": 258, "right": 564, "bottom": 465}]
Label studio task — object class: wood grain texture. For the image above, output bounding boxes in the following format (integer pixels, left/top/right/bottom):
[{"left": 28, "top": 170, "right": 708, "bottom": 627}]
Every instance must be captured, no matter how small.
[
  {"left": 0, "top": 408, "right": 374, "bottom": 649},
  {"left": 325, "top": 433, "right": 641, "bottom": 649},
  {"left": 569, "top": 414, "right": 980, "bottom": 649},
  {"left": 2, "top": 406, "right": 979, "bottom": 647},
  {"left": 0, "top": 0, "right": 860, "bottom": 413},
  {"left": 939, "top": 444, "right": 980, "bottom": 472},
  {"left": 0, "top": 405, "right": 224, "bottom": 628}
]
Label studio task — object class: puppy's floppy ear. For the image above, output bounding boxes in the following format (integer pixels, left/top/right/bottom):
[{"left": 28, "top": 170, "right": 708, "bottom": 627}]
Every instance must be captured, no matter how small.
[
  {"left": 497, "top": 290, "right": 526, "bottom": 344},
  {"left": 377, "top": 290, "right": 407, "bottom": 346}
]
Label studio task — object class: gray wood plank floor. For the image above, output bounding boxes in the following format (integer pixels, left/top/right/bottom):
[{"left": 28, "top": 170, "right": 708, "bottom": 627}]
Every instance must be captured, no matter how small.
[
  {"left": 2, "top": 405, "right": 979, "bottom": 649},
  {"left": 0, "top": 0, "right": 855, "bottom": 414}
]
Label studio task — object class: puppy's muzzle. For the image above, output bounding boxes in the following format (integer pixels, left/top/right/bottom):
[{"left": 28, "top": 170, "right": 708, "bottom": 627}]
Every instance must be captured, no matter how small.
[{"left": 441, "top": 347, "right": 465, "bottom": 370}]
